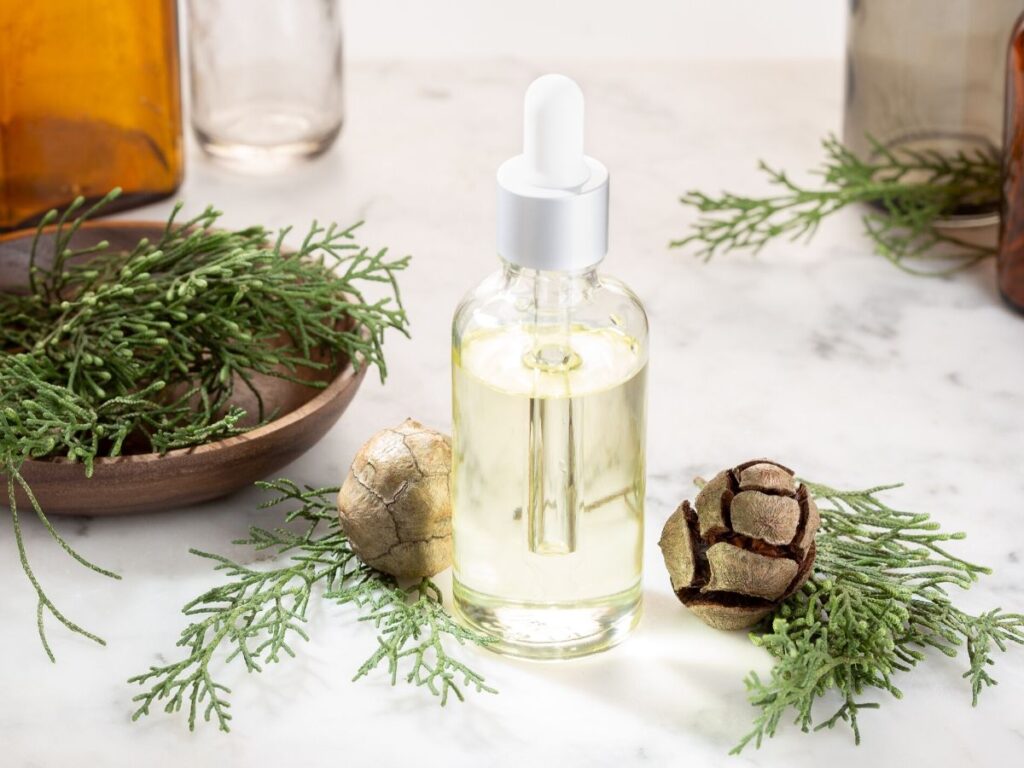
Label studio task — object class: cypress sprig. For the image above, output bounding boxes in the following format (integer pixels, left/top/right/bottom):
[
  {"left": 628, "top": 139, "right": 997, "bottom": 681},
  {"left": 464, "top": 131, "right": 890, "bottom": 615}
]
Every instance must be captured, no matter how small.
[
  {"left": 129, "top": 480, "right": 495, "bottom": 731},
  {"left": 1, "top": 192, "right": 410, "bottom": 659},
  {"left": 733, "top": 481, "right": 1024, "bottom": 752},
  {"left": 333, "top": 574, "right": 494, "bottom": 704},
  {"left": 673, "top": 135, "right": 1000, "bottom": 275}
]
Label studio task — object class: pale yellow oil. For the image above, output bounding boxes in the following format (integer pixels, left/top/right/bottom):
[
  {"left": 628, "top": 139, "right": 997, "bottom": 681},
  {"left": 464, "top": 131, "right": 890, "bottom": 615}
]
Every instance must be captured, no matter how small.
[{"left": 452, "top": 324, "right": 646, "bottom": 658}]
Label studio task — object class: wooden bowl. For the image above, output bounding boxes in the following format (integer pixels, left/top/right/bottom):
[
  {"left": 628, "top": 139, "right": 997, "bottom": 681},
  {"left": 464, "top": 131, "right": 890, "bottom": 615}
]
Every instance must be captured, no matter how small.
[{"left": 0, "top": 221, "right": 366, "bottom": 515}]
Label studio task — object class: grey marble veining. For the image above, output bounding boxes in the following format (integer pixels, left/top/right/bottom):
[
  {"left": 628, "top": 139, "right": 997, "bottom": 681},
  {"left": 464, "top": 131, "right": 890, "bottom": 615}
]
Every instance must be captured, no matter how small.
[{"left": 2, "top": 59, "right": 1023, "bottom": 767}]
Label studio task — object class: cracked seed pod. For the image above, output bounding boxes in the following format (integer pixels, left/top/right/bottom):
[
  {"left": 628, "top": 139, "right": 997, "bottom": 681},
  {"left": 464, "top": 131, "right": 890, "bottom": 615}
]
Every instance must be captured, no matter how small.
[
  {"left": 658, "top": 459, "right": 820, "bottom": 630},
  {"left": 337, "top": 418, "right": 452, "bottom": 579}
]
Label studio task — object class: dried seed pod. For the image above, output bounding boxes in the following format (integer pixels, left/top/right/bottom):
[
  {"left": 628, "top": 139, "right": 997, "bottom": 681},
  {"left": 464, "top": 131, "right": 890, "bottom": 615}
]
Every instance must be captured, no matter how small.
[
  {"left": 658, "top": 458, "right": 820, "bottom": 630},
  {"left": 337, "top": 418, "right": 452, "bottom": 579}
]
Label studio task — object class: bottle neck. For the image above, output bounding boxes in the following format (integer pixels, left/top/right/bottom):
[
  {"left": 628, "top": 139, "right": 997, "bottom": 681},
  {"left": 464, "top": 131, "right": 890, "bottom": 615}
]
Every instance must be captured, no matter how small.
[
  {"left": 500, "top": 259, "right": 599, "bottom": 306},
  {"left": 497, "top": 260, "right": 597, "bottom": 350}
]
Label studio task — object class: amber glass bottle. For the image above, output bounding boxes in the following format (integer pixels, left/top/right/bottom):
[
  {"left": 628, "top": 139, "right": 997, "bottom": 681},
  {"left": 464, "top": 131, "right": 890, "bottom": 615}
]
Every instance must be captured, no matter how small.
[
  {"left": 1000, "top": 13, "right": 1024, "bottom": 311},
  {"left": 0, "top": 1, "right": 183, "bottom": 231}
]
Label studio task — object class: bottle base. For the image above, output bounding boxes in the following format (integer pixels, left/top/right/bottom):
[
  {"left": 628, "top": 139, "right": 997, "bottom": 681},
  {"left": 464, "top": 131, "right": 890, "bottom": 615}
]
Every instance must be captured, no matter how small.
[
  {"left": 999, "top": 287, "right": 1024, "bottom": 315},
  {"left": 453, "top": 580, "right": 642, "bottom": 660},
  {"left": 849, "top": 130, "right": 1000, "bottom": 227},
  {"left": 194, "top": 116, "right": 341, "bottom": 173}
]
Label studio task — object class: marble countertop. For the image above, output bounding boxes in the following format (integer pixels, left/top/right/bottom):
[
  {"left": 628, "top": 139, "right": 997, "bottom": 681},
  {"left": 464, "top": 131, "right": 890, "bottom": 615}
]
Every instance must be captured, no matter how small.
[{"left": 3, "top": 59, "right": 1023, "bottom": 767}]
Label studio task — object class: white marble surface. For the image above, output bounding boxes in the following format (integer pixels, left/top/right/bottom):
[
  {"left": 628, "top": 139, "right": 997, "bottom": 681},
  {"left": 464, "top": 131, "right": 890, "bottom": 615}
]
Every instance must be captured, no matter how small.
[{"left": 3, "top": 59, "right": 1024, "bottom": 767}]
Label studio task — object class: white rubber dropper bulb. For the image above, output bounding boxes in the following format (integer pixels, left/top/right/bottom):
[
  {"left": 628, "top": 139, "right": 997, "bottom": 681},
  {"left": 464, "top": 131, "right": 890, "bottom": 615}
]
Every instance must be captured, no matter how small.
[
  {"left": 496, "top": 73, "right": 608, "bottom": 270},
  {"left": 522, "top": 74, "right": 591, "bottom": 189}
]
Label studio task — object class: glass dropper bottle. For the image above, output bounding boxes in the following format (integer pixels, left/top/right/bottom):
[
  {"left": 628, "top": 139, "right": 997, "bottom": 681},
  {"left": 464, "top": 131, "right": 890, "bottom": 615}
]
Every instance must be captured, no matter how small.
[{"left": 451, "top": 75, "right": 649, "bottom": 659}]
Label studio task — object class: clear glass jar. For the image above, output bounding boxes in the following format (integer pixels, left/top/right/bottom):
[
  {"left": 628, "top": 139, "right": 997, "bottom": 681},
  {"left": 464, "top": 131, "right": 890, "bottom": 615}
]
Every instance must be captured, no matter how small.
[
  {"left": 843, "top": 0, "right": 1024, "bottom": 224},
  {"left": 451, "top": 260, "right": 648, "bottom": 659},
  {"left": 187, "top": 0, "right": 343, "bottom": 169}
]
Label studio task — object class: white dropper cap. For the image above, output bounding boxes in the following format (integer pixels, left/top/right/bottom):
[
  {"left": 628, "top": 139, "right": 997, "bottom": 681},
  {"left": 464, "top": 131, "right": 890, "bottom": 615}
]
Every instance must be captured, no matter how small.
[{"left": 497, "top": 74, "right": 609, "bottom": 271}]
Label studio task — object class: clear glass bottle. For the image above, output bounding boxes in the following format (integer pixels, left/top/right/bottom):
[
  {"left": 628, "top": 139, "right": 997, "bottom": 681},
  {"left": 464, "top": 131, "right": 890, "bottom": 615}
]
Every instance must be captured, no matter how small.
[
  {"left": 843, "top": 0, "right": 1024, "bottom": 225},
  {"left": 187, "top": 0, "right": 344, "bottom": 169},
  {"left": 451, "top": 76, "right": 648, "bottom": 659}
]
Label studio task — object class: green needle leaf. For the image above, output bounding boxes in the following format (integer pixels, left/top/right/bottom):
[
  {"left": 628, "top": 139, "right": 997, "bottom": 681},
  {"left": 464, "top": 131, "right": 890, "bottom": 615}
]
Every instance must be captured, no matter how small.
[
  {"left": 672, "top": 135, "right": 1000, "bottom": 274},
  {"left": 128, "top": 481, "right": 496, "bottom": 732},
  {"left": 2, "top": 193, "right": 410, "bottom": 659},
  {"left": 732, "top": 480, "right": 1024, "bottom": 752}
]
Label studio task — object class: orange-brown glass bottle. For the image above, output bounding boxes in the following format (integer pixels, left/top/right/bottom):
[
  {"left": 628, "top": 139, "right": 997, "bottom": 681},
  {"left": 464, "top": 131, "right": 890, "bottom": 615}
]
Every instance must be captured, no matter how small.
[
  {"left": 0, "top": 1, "right": 183, "bottom": 231},
  {"left": 1000, "top": 13, "right": 1024, "bottom": 311}
]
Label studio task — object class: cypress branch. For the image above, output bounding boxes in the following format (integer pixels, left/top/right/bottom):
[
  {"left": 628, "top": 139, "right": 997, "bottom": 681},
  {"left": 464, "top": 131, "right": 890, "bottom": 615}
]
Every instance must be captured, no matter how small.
[
  {"left": 2, "top": 194, "right": 410, "bottom": 658},
  {"left": 672, "top": 135, "right": 1000, "bottom": 275},
  {"left": 129, "top": 481, "right": 495, "bottom": 731},
  {"left": 733, "top": 481, "right": 1024, "bottom": 752}
]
